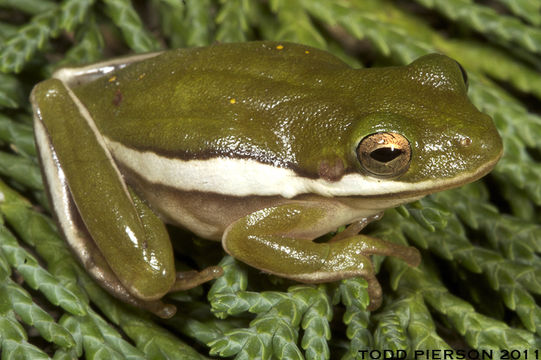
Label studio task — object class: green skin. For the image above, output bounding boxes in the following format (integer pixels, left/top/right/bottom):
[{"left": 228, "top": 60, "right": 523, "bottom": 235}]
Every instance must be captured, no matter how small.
[{"left": 31, "top": 42, "right": 503, "bottom": 318}]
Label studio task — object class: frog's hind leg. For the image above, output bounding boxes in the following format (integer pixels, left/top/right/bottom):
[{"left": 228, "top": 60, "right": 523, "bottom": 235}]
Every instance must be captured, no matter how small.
[
  {"left": 32, "top": 79, "right": 220, "bottom": 319},
  {"left": 222, "top": 203, "right": 420, "bottom": 310},
  {"left": 34, "top": 125, "right": 177, "bottom": 317},
  {"left": 35, "top": 119, "right": 219, "bottom": 317}
]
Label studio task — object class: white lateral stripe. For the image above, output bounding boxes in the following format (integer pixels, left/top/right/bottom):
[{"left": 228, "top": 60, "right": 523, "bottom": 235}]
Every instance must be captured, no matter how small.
[{"left": 106, "top": 139, "right": 487, "bottom": 198}]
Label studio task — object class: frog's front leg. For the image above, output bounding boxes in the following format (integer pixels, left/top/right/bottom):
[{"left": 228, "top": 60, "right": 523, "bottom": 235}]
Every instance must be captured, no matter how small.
[
  {"left": 32, "top": 79, "right": 221, "bottom": 318},
  {"left": 222, "top": 203, "right": 420, "bottom": 310}
]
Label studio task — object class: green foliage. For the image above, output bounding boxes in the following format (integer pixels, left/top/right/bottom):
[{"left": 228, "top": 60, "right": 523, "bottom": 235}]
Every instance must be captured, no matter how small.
[
  {"left": 494, "top": 0, "right": 541, "bottom": 26},
  {"left": 338, "top": 278, "right": 372, "bottom": 359},
  {"left": 102, "top": 0, "right": 161, "bottom": 52},
  {"left": 413, "top": 0, "right": 541, "bottom": 54},
  {"left": 0, "top": 0, "right": 540, "bottom": 358},
  {"left": 207, "top": 257, "right": 334, "bottom": 359}
]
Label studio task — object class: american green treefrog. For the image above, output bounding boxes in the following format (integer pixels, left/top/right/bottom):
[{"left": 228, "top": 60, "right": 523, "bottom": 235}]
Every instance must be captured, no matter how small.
[{"left": 31, "top": 42, "right": 502, "bottom": 318}]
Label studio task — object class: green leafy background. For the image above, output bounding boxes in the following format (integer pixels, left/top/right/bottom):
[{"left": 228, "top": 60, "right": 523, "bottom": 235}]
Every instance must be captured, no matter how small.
[{"left": 0, "top": 0, "right": 540, "bottom": 359}]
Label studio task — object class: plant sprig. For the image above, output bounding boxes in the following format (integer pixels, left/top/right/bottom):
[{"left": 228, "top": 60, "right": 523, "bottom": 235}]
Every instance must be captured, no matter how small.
[{"left": 0, "top": 0, "right": 539, "bottom": 358}]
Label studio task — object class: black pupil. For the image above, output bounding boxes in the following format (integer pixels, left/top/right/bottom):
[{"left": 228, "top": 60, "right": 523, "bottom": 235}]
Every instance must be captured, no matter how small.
[{"left": 370, "top": 147, "right": 403, "bottom": 163}]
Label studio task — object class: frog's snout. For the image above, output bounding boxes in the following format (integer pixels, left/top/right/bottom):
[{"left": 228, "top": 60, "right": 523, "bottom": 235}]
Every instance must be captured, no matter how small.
[
  {"left": 461, "top": 115, "right": 503, "bottom": 177},
  {"left": 479, "top": 117, "right": 504, "bottom": 164}
]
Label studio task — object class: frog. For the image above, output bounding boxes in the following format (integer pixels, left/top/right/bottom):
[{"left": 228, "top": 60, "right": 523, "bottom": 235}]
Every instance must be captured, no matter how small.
[{"left": 30, "top": 41, "right": 503, "bottom": 318}]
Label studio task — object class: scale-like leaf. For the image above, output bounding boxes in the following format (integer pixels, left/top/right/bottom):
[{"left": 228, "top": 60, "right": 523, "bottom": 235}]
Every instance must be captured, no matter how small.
[
  {"left": 0, "top": 0, "right": 539, "bottom": 357},
  {"left": 102, "top": 0, "right": 161, "bottom": 52}
]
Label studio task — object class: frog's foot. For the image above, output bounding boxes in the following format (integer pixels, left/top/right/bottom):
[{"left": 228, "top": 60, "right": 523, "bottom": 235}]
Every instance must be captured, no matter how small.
[
  {"left": 328, "top": 212, "right": 383, "bottom": 243},
  {"left": 86, "top": 258, "right": 222, "bottom": 318},
  {"left": 275, "top": 234, "right": 419, "bottom": 310},
  {"left": 169, "top": 266, "right": 224, "bottom": 292},
  {"left": 223, "top": 203, "right": 420, "bottom": 310},
  {"left": 82, "top": 248, "right": 179, "bottom": 318}
]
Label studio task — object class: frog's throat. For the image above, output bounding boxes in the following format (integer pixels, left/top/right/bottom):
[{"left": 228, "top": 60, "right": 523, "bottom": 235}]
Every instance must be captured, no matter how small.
[{"left": 106, "top": 139, "right": 501, "bottom": 199}]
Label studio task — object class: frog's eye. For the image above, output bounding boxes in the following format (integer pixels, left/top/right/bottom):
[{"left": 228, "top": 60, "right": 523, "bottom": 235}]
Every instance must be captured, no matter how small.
[
  {"left": 357, "top": 132, "right": 411, "bottom": 178},
  {"left": 455, "top": 60, "right": 469, "bottom": 89}
]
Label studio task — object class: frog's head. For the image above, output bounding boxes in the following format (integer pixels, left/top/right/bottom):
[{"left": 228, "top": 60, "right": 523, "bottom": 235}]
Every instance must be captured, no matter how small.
[{"left": 344, "top": 54, "right": 503, "bottom": 198}]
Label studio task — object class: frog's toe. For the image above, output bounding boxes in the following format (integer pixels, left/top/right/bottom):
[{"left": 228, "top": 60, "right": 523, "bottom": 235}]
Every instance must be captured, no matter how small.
[
  {"left": 365, "top": 275, "right": 383, "bottom": 311},
  {"left": 146, "top": 301, "right": 177, "bottom": 319},
  {"left": 353, "top": 235, "right": 421, "bottom": 268},
  {"left": 170, "top": 266, "right": 224, "bottom": 292},
  {"left": 400, "top": 245, "right": 422, "bottom": 267}
]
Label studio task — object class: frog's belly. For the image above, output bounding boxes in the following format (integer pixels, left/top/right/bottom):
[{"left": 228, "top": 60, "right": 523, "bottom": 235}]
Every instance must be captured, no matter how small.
[
  {"left": 140, "top": 186, "right": 292, "bottom": 240},
  {"left": 121, "top": 166, "right": 413, "bottom": 241},
  {"left": 139, "top": 188, "right": 391, "bottom": 240}
]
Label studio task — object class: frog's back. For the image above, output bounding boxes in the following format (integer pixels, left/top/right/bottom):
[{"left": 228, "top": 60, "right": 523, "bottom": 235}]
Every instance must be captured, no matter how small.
[{"left": 72, "top": 42, "right": 355, "bottom": 169}]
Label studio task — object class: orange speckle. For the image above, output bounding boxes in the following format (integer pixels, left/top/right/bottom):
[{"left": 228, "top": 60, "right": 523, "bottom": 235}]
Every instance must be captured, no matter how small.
[
  {"left": 230, "top": 98, "right": 236, "bottom": 104},
  {"left": 108, "top": 75, "right": 117, "bottom": 82},
  {"left": 276, "top": 44, "right": 284, "bottom": 50},
  {"left": 460, "top": 137, "right": 472, "bottom": 146}
]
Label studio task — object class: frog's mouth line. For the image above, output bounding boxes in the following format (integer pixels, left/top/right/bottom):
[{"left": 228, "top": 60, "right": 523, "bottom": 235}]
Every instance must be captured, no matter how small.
[
  {"left": 364, "top": 148, "right": 503, "bottom": 201},
  {"left": 108, "top": 138, "right": 502, "bottom": 200}
]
